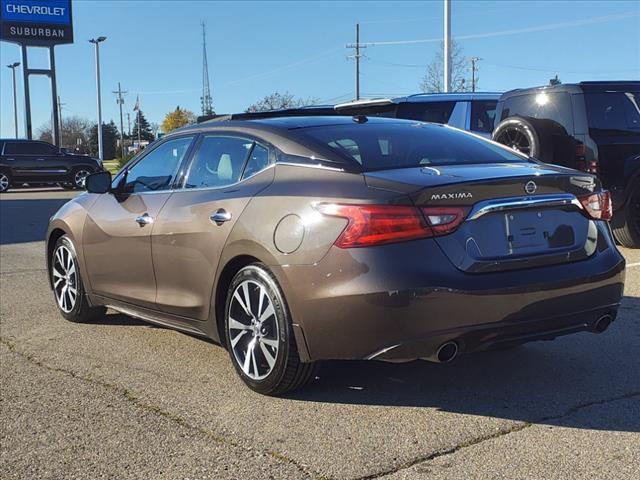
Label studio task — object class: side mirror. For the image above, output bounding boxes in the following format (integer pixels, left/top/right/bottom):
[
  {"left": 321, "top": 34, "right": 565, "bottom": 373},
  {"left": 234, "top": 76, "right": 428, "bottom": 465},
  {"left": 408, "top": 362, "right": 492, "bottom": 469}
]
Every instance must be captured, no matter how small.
[{"left": 85, "top": 171, "right": 112, "bottom": 194}]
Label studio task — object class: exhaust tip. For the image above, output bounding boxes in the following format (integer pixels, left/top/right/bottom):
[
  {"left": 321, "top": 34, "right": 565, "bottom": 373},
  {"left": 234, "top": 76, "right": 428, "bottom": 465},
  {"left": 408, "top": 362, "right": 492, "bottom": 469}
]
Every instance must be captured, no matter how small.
[
  {"left": 594, "top": 314, "right": 612, "bottom": 333},
  {"left": 436, "top": 341, "right": 459, "bottom": 363}
]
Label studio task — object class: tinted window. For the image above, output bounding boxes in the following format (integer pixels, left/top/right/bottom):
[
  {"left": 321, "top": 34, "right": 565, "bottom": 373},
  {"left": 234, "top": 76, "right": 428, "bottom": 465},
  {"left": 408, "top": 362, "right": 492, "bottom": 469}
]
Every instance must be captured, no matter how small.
[
  {"left": 184, "top": 136, "right": 252, "bottom": 189},
  {"left": 470, "top": 100, "right": 497, "bottom": 133},
  {"left": 585, "top": 92, "right": 640, "bottom": 133},
  {"left": 4, "top": 142, "right": 57, "bottom": 155},
  {"left": 123, "top": 136, "right": 193, "bottom": 193},
  {"left": 396, "top": 101, "right": 456, "bottom": 124},
  {"left": 500, "top": 92, "right": 574, "bottom": 133},
  {"left": 242, "top": 144, "right": 270, "bottom": 179},
  {"left": 300, "top": 122, "right": 527, "bottom": 171}
]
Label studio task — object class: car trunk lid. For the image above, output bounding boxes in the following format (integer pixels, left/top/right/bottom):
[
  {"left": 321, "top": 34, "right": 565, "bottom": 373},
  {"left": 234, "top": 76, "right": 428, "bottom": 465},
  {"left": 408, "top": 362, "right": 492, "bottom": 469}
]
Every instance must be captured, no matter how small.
[{"left": 364, "top": 163, "right": 602, "bottom": 272}]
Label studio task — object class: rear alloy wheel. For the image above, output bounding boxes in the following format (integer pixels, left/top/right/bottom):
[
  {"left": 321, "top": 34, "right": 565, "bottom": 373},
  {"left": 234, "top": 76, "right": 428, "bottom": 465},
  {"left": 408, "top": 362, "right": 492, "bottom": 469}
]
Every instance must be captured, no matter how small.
[
  {"left": 612, "top": 184, "right": 640, "bottom": 248},
  {"left": 224, "top": 264, "right": 317, "bottom": 395},
  {"left": 493, "top": 117, "right": 540, "bottom": 158},
  {"left": 73, "top": 169, "right": 91, "bottom": 189},
  {"left": 0, "top": 172, "right": 10, "bottom": 193},
  {"left": 51, "top": 235, "right": 106, "bottom": 322}
]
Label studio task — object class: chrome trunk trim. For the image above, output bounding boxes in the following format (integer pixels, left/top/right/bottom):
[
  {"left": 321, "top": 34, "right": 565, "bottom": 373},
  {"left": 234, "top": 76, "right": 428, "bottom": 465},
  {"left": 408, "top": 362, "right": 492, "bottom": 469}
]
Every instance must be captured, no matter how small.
[{"left": 467, "top": 194, "right": 583, "bottom": 221}]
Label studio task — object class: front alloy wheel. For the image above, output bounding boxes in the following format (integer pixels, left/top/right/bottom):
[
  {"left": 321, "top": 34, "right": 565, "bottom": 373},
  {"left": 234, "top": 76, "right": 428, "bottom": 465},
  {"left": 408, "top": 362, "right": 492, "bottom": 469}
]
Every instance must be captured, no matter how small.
[
  {"left": 224, "top": 264, "right": 318, "bottom": 395},
  {"left": 0, "top": 172, "right": 10, "bottom": 193},
  {"left": 50, "top": 235, "right": 106, "bottom": 322}
]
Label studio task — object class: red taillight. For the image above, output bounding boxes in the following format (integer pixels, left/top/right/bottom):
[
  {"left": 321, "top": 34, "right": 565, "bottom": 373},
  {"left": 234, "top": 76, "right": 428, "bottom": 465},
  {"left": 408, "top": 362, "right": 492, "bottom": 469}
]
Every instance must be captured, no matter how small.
[
  {"left": 315, "top": 203, "right": 468, "bottom": 248},
  {"left": 579, "top": 190, "right": 612, "bottom": 221}
]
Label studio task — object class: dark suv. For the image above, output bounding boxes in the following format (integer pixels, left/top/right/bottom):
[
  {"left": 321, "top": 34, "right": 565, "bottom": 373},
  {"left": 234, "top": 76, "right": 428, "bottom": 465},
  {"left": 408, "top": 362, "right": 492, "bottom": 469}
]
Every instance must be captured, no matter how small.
[
  {"left": 492, "top": 82, "right": 640, "bottom": 247},
  {"left": 0, "top": 139, "right": 102, "bottom": 193}
]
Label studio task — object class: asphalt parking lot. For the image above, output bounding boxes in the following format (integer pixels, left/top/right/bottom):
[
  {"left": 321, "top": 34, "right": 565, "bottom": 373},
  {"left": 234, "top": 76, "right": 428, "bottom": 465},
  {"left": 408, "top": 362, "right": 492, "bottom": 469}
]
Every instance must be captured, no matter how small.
[{"left": 1, "top": 189, "right": 639, "bottom": 480}]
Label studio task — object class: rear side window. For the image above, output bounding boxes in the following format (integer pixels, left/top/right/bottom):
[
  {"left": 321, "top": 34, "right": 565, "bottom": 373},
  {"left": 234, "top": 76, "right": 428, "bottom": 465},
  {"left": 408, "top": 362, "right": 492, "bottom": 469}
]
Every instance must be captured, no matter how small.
[
  {"left": 242, "top": 144, "right": 271, "bottom": 180},
  {"left": 300, "top": 122, "right": 527, "bottom": 171},
  {"left": 396, "top": 101, "right": 456, "bottom": 124},
  {"left": 585, "top": 92, "right": 640, "bottom": 133},
  {"left": 184, "top": 136, "right": 253, "bottom": 189},
  {"left": 470, "top": 100, "right": 497, "bottom": 133},
  {"left": 499, "top": 92, "right": 574, "bottom": 134}
]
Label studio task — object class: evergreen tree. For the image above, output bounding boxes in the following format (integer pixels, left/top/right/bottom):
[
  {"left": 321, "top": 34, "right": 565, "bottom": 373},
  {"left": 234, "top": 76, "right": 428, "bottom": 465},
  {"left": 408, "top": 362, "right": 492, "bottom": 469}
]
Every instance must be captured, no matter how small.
[
  {"left": 88, "top": 121, "right": 119, "bottom": 160},
  {"left": 131, "top": 110, "right": 154, "bottom": 142}
]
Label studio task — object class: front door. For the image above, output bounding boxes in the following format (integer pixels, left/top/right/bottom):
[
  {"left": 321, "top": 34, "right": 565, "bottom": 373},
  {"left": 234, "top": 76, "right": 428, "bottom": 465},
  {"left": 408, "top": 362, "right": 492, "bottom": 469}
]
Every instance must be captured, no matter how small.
[
  {"left": 82, "top": 135, "right": 195, "bottom": 308},
  {"left": 151, "top": 135, "right": 274, "bottom": 319}
]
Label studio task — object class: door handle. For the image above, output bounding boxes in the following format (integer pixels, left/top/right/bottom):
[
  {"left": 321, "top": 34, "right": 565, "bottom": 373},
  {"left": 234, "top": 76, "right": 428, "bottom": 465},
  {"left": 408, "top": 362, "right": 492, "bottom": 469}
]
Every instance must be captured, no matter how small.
[
  {"left": 135, "top": 213, "right": 154, "bottom": 226},
  {"left": 210, "top": 209, "right": 232, "bottom": 225}
]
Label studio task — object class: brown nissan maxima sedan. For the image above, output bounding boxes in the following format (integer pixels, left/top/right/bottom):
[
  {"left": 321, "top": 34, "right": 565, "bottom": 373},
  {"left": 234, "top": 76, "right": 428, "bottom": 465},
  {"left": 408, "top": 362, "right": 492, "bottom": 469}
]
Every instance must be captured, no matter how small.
[{"left": 46, "top": 116, "right": 625, "bottom": 395}]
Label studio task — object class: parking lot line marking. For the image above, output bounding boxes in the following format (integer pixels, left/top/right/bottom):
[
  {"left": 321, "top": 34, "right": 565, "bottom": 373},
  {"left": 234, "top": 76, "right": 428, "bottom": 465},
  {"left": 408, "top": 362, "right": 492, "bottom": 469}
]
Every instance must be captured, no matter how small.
[{"left": 627, "top": 262, "right": 640, "bottom": 268}]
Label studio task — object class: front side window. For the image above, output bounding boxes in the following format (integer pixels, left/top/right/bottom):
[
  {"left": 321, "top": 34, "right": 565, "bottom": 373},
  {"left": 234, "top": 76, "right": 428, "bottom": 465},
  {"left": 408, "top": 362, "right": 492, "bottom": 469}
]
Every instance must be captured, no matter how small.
[
  {"left": 122, "top": 136, "right": 193, "bottom": 193},
  {"left": 300, "top": 122, "right": 528, "bottom": 171},
  {"left": 184, "top": 136, "right": 253, "bottom": 189},
  {"left": 471, "top": 100, "right": 497, "bottom": 133}
]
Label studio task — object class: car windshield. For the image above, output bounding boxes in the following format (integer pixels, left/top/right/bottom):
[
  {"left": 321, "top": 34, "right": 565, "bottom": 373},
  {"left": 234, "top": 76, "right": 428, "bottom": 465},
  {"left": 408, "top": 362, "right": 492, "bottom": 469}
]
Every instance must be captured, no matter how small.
[
  {"left": 299, "top": 122, "right": 528, "bottom": 171},
  {"left": 585, "top": 91, "right": 640, "bottom": 134}
]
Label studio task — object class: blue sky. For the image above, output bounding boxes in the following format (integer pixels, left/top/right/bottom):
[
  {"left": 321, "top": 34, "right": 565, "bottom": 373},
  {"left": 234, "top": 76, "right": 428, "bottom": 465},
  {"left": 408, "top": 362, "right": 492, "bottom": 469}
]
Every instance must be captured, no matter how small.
[{"left": 1, "top": 0, "right": 639, "bottom": 138}]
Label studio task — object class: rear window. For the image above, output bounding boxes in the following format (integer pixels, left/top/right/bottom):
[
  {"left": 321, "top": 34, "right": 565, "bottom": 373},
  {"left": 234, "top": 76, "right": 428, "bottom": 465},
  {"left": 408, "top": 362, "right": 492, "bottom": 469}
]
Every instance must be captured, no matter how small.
[
  {"left": 585, "top": 92, "right": 640, "bottom": 133},
  {"left": 396, "top": 101, "right": 456, "bottom": 124},
  {"left": 499, "top": 92, "right": 574, "bottom": 134},
  {"left": 299, "top": 122, "right": 528, "bottom": 171}
]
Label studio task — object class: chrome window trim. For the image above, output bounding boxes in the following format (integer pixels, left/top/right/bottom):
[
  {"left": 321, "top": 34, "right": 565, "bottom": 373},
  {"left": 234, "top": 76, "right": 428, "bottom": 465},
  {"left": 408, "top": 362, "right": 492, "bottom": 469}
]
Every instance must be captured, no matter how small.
[
  {"left": 277, "top": 161, "right": 344, "bottom": 172},
  {"left": 467, "top": 193, "right": 583, "bottom": 221}
]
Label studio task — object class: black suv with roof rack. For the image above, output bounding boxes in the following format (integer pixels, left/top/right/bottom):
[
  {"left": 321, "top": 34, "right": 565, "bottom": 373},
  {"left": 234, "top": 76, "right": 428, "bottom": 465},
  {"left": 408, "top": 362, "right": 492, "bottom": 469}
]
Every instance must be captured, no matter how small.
[
  {"left": 492, "top": 81, "right": 640, "bottom": 247},
  {"left": 0, "top": 139, "right": 102, "bottom": 193}
]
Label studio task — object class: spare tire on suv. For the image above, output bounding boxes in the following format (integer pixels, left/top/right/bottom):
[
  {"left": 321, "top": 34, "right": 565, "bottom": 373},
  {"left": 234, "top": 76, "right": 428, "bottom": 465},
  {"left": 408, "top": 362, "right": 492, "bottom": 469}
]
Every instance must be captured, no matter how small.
[{"left": 493, "top": 117, "right": 541, "bottom": 158}]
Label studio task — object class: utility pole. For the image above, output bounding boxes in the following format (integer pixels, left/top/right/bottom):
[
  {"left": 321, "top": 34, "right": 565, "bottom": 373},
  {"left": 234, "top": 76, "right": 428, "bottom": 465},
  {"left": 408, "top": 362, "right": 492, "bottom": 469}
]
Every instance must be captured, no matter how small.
[
  {"left": 89, "top": 36, "right": 107, "bottom": 162},
  {"left": 113, "top": 82, "right": 127, "bottom": 158},
  {"left": 443, "top": 0, "right": 451, "bottom": 93},
  {"left": 56, "top": 96, "right": 65, "bottom": 146},
  {"left": 347, "top": 23, "right": 366, "bottom": 100},
  {"left": 126, "top": 113, "right": 131, "bottom": 141},
  {"left": 7, "top": 62, "right": 20, "bottom": 138},
  {"left": 470, "top": 57, "right": 480, "bottom": 92}
]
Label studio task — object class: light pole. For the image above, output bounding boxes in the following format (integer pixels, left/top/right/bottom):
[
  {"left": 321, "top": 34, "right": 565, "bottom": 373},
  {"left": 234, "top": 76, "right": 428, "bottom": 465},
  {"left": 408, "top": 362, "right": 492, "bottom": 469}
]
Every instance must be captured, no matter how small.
[
  {"left": 89, "top": 36, "right": 106, "bottom": 162},
  {"left": 443, "top": 0, "right": 451, "bottom": 93},
  {"left": 7, "top": 62, "right": 20, "bottom": 138}
]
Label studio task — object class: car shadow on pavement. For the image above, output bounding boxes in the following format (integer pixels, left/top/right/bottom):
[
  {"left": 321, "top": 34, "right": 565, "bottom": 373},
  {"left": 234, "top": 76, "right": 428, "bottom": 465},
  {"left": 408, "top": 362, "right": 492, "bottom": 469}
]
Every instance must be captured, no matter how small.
[
  {"left": 283, "top": 295, "right": 640, "bottom": 432},
  {"left": 0, "top": 198, "right": 72, "bottom": 245}
]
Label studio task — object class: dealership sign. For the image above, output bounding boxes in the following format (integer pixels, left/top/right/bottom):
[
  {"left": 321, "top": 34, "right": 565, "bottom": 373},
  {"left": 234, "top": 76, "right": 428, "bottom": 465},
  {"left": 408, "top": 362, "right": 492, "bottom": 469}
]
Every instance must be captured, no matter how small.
[{"left": 0, "top": 0, "right": 73, "bottom": 45}]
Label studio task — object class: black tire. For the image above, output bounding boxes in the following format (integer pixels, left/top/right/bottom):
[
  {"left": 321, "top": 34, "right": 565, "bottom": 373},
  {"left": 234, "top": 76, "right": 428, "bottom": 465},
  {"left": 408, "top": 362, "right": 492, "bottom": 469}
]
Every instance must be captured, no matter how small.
[
  {"left": 50, "top": 235, "right": 106, "bottom": 323},
  {"left": 493, "top": 117, "right": 540, "bottom": 158},
  {"left": 612, "top": 183, "right": 640, "bottom": 248},
  {"left": 224, "top": 263, "right": 318, "bottom": 395},
  {"left": 0, "top": 171, "right": 11, "bottom": 193}
]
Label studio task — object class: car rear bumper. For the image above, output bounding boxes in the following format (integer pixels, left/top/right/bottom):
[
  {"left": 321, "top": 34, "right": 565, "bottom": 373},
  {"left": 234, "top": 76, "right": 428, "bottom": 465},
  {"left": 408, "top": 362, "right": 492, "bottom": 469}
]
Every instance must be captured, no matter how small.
[{"left": 272, "top": 224, "right": 625, "bottom": 362}]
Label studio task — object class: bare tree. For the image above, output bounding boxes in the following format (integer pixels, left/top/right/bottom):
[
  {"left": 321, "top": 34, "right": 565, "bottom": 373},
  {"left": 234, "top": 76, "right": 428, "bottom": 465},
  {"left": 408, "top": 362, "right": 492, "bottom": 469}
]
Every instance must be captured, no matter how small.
[
  {"left": 37, "top": 116, "right": 92, "bottom": 152},
  {"left": 246, "top": 91, "right": 317, "bottom": 113},
  {"left": 420, "top": 40, "right": 472, "bottom": 93}
]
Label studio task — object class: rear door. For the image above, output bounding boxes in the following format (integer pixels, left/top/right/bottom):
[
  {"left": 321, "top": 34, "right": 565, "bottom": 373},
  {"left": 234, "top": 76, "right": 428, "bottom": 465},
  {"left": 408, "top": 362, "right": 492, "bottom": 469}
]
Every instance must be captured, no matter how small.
[
  {"left": 82, "top": 135, "right": 195, "bottom": 308},
  {"left": 151, "top": 134, "right": 275, "bottom": 320}
]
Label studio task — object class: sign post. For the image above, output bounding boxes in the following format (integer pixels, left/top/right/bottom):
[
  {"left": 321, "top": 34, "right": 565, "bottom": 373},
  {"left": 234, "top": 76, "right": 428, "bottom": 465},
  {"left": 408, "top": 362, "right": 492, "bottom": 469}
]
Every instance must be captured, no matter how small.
[{"left": 0, "top": 0, "right": 74, "bottom": 143}]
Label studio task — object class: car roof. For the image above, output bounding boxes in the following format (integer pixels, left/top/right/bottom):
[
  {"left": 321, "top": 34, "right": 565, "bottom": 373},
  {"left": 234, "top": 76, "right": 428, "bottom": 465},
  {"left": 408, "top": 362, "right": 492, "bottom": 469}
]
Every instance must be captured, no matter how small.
[
  {"left": 500, "top": 81, "right": 640, "bottom": 99},
  {"left": 400, "top": 92, "right": 502, "bottom": 103},
  {"left": 0, "top": 138, "right": 44, "bottom": 142}
]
